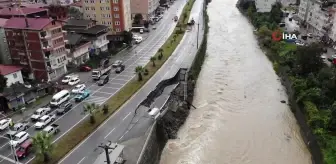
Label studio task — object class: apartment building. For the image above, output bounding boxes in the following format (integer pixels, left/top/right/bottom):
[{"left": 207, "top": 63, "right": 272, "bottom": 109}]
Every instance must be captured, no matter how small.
[
  {"left": 82, "top": 0, "right": 132, "bottom": 34},
  {"left": 131, "top": 0, "right": 159, "bottom": 20},
  {"left": 254, "top": 0, "right": 277, "bottom": 12},
  {"left": 0, "top": 18, "right": 10, "bottom": 64},
  {"left": 4, "top": 17, "right": 68, "bottom": 82},
  {"left": 0, "top": 7, "right": 48, "bottom": 19}
]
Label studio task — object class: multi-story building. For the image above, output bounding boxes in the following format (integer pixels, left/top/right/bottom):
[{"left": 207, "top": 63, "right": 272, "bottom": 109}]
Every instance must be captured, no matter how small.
[
  {"left": 0, "top": 7, "right": 48, "bottom": 19},
  {"left": 63, "top": 19, "right": 109, "bottom": 54},
  {"left": 4, "top": 17, "right": 68, "bottom": 82},
  {"left": 82, "top": 0, "right": 132, "bottom": 34},
  {"left": 65, "top": 33, "right": 91, "bottom": 65},
  {"left": 0, "top": 18, "right": 11, "bottom": 64},
  {"left": 254, "top": 0, "right": 277, "bottom": 12},
  {"left": 131, "top": 0, "right": 159, "bottom": 20}
]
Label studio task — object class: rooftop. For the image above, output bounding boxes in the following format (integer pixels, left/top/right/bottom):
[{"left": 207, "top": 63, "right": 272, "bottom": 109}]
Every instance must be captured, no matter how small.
[
  {"left": 20, "top": 3, "right": 49, "bottom": 8},
  {"left": 0, "top": 7, "right": 47, "bottom": 16},
  {"left": 65, "top": 33, "right": 83, "bottom": 45},
  {"left": 0, "top": 64, "right": 22, "bottom": 75},
  {"left": 65, "top": 19, "right": 93, "bottom": 27},
  {"left": 80, "top": 25, "right": 108, "bottom": 35},
  {"left": 4, "top": 17, "right": 53, "bottom": 30},
  {"left": 0, "top": 18, "right": 7, "bottom": 27}
]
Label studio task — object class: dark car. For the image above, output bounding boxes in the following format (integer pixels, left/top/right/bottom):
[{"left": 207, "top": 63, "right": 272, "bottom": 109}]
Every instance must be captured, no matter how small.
[
  {"left": 79, "top": 65, "right": 92, "bottom": 72},
  {"left": 56, "top": 102, "right": 73, "bottom": 115},
  {"left": 115, "top": 65, "right": 125, "bottom": 74},
  {"left": 16, "top": 139, "right": 33, "bottom": 159},
  {"left": 98, "top": 75, "right": 109, "bottom": 86}
]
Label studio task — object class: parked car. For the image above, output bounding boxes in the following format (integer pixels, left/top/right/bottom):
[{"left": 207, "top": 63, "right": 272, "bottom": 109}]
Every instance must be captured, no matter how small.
[
  {"left": 30, "top": 107, "right": 51, "bottom": 121},
  {"left": 34, "top": 114, "right": 56, "bottom": 129},
  {"left": 135, "top": 37, "right": 143, "bottom": 44},
  {"left": 6, "top": 121, "right": 29, "bottom": 138},
  {"left": 115, "top": 65, "right": 125, "bottom": 74},
  {"left": 140, "top": 29, "right": 144, "bottom": 34},
  {"left": 72, "top": 84, "right": 86, "bottom": 93},
  {"left": 79, "top": 65, "right": 92, "bottom": 72},
  {"left": 56, "top": 102, "right": 73, "bottom": 115},
  {"left": 61, "top": 75, "right": 73, "bottom": 84},
  {"left": 16, "top": 139, "right": 33, "bottom": 159},
  {"left": 9, "top": 131, "right": 30, "bottom": 147},
  {"left": 68, "top": 77, "right": 80, "bottom": 86},
  {"left": 0, "top": 118, "right": 12, "bottom": 131},
  {"left": 152, "top": 26, "right": 157, "bottom": 30},
  {"left": 42, "top": 124, "right": 59, "bottom": 136},
  {"left": 98, "top": 75, "right": 109, "bottom": 86},
  {"left": 112, "top": 60, "right": 123, "bottom": 68},
  {"left": 74, "top": 90, "right": 90, "bottom": 102}
]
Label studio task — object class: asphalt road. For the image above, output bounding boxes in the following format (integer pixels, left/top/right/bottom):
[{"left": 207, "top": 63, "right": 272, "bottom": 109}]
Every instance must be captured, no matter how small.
[
  {"left": 0, "top": 1, "right": 188, "bottom": 164},
  {"left": 57, "top": 0, "right": 205, "bottom": 163}
]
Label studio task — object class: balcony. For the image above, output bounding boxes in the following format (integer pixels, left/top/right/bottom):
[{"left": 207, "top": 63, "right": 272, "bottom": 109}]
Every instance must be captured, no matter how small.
[
  {"left": 42, "top": 45, "right": 52, "bottom": 51},
  {"left": 40, "top": 31, "right": 51, "bottom": 40}
]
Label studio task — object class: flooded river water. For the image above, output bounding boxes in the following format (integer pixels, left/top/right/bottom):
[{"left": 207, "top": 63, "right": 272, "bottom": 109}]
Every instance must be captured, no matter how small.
[{"left": 159, "top": 0, "right": 312, "bottom": 163}]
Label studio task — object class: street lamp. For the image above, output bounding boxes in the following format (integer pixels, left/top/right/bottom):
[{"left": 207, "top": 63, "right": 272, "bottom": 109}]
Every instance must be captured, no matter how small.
[{"left": 0, "top": 134, "right": 19, "bottom": 163}]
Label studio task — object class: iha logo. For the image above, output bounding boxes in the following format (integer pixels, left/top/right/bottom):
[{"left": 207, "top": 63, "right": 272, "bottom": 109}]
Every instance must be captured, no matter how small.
[{"left": 272, "top": 30, "right": 297, "bottom": 42}]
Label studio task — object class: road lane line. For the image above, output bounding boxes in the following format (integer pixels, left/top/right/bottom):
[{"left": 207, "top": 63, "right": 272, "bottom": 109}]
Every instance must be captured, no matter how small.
[
  {"left": 123, "top": 112, "right": 132, "bottom": 121},
  {"left": 77, "top": 156, "right": 86, "bottom": 164},
  {"left": 102, "top": 86, "right": 120, "bottom": 90},
  {"left": 118, "top": 74, "right": 133, "bottom": 78},
  {"left": 0, "top": 142, "right": 7, "bottom": 149},
  {"left": 0, "top": 154, "right": 22, "bottom": 164},
  {"left": 95, "top": 91, "right": 114, "bottom": 95},
  {"left": 118, "top": 130, "right": 129, "bottom": 140},
  {"left": 104, "top": 128, "right": 115, "bottom": 139}
]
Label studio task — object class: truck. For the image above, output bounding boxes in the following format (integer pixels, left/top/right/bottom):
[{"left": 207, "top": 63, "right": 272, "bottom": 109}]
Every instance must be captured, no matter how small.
[
  {"left": 42, "top": 124, "right": 59, "bottom": 136},
  {"left": 92, "top": 60, "right": 112, "bottom": 80}
]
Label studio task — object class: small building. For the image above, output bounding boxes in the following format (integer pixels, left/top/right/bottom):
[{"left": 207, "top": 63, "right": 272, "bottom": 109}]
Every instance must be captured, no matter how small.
[
  {"left": 0, "top": 64, "right": 23, "bottom": 87},
  {"left": 65, "top": 33, "right": 91, "bottom": 65}
]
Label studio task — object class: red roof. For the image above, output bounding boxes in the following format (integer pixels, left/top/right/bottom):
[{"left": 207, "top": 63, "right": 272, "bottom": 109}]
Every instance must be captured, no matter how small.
[
  {"left": 70, "top": 1, "right": 82, "bottom": 7},
  {"left": 0, "top": 65, "right": 22, "bottom": 75},
  {"left": 0, "top": 7, "right": 47, "bottom": 16},
  {"left": 4, "top": 17, "right": 52, "bottom": 30},
  {"left": 0, "top": 18, "right": 8, "bottom": 27}
]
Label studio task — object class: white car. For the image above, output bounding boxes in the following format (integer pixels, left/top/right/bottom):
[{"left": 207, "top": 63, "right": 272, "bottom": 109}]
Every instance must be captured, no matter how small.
[
  {"left": 72, "top": 84, "right": 86, "bottom": 93},
  {"left": 9, "top": 131, "right": 29, "bottom": 147},
  {"left": 61, "top": 75, "right": 73, "bottom": 84},
  {"left": 112, "top": 60, "right": 123, "bottom": 68},
  {"left": 135, "top": 37, "right": 143, "bottom": 44},
  {"left": 30, "top": 107, "right": 51, "bottom": 121},
  {"left": 68, "top": 77, "right": 80, "bottom": 86},
  {"left": 0, "top": 118, "right": 12, "bottom": 131},
  {"left": 34, "top": 114, "right": 56, "bottom": 129},
  {"left": 140, "top": 29, "right": 144, "bottom": 34},
  {"left": 133, "top": 35, "right": 140, "bottom": 39}
]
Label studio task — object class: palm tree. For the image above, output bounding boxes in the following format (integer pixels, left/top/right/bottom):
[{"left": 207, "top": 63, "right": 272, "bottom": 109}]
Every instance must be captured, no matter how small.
[
  {"left": 158, "top": 48, "right": 163, "bottom": 60},
  {"left": 150, "top": 56, "right": 156, "bottom": 67},
  {"left": 32, "top": 132, "right": 53, "bottom": 162},
  {"left": 83, "top": 103, "right": 99, "bottom": 124},
  {"left": 135, "top": 66, "right": 144, "bottom": 81}
]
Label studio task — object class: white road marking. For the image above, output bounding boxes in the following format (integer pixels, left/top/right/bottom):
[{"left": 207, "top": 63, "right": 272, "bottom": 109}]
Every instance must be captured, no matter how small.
[
  {"left": 113, "top": 79, "right": 129, "bottom": 82},
  {"left": 104, "top": 128, "right": 115, "bottom": 139},
  {"left": 0, "top": 142, "right": 8, "bottom": 149},
  {"left": 122, "top": 112, "right": 132, "bottom": 121},
  {"left": 118, "top": 130, "right": 129, "bottom": 140},
  {"left": 118, "top": 74, "right": 134, "bottom": 78},
  {"left": 102, "top": 86, "right": 120, "bottom": 90},
  {"left": 96, "top": 91, "right": 114, "bottom": 95},
  {"left": 106, "top": 82, "right": 124, "bottom": 86},
  {"left": 0, "top": 154, "right": 22, "bottom": 164},
  {"left": 77, "top": 157, "right": 86, "bottom": 164}
]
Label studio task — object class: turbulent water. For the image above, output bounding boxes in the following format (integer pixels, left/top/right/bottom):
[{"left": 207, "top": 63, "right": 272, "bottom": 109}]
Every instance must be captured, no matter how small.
[{"left": 159, "top": 0, "right": 313, "bottom": 164}]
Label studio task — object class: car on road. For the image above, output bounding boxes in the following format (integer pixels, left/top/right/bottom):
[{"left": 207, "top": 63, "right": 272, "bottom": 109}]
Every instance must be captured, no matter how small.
[
  {"left": 6, "top": 121, "right": 29, "bottom": 138},
  {"left": 115, "top": 65, "right": 125, "bottom": 74},
  {"left": 9, "top": 131, "right": 30, "bottom": 147},
  {"left": 98, "top": 75, "right": 109, "bottom": 86},
  {"left": 68, "top": 76, "right": 80, "bottom": 86},
  {"left": 152, "top": 26, "right": 157, "bottom": 30},
  {"left": 140, "top": 29, "right": 144, "bottom": 34},
  {"left": 34, "top": 114, "right": 56, "bottom": 129},
  {"left": 56, "top": 102, "right": 73, "bottom": 115},
  {"left": 135, "top": 37, "right": 143, "bottom": 44},
  {"left": 74, "top": 89, "right": 90, "bottom": 102},
  {"left": 112, "top": 60, "right": 123, "bottom": 68},
  {"left": 79, "top": 65, "right": 92, "bottom": 72},
  {"left": 0, "top": 118, "right": 12, "bottom": 131},
  {"left": 30, "top": 107, "right": 51, "bottom": 121},
  {"left": 61, "top": 74, "right": 75, "bottom": 84},
  {"left": 321, "top": 55, "right": 327, "bottom": 60},
  {"left": 16, "top": 139, "right": 33, "bottom": 159},
  {"left": 72, "top": 84, "right": 86, "bottom": 93},
  {"left": 42, "top": 124, "right": 59, "bottom": 136}
]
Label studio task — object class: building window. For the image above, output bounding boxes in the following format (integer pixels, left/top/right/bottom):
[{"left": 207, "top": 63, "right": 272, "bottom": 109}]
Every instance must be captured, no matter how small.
[
  {"left": 87, "top": 15, "right": 90, "bottom": 18},
  {"left": 108, "top": 21, "right": 112, "bottom": 25},
  {"left": 101, "top": 14, "right": 105, "bottom": 18},
  {"left": 113, "top": 6, "right": 119, "bottom": 11},
  {"left": 102, "top": 21, "right": 106, "bottom": 24},
  {"left": 91, "top": 7, "right": 95, "bottom": 10},
  {"left": 114, "top": 14, "right": 119, "bottom": 18},
  {"left": 85, "top": 7, "right": 89, "bottom": 10},
  {"left": 13, "top": 73, "right": 17, "bottom": 79},
  {"left": 106, "top": 14, "right": 111, "bottom": 18},
  {"left": 106, "top": 7, "right": 110, "bottom": 10},
  {"left": 115, "top": 21, "right": 120, "bottom": 25},
  {"left": 116, "top": 28, "right": 121, "bottom": 32},
  {"left": 85, "top": 0, "right": 89, "bottom": 3},
  {"left": 100, "top": 7, "right": 104, "bottom": 10},
  {"left": 92, "top": 14, "right": 96, "bottom": 17},
  {"left": 90, "top": 0, "right": 94, "bottom": 3},
  {"left": 113, "top": 0, "right": 119, "bottom": 3}
]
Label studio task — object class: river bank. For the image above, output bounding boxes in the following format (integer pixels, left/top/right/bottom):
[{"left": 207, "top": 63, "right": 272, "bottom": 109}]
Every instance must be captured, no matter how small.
[{"left": 236, "top": 1, "right": 336, "bottom": 164}]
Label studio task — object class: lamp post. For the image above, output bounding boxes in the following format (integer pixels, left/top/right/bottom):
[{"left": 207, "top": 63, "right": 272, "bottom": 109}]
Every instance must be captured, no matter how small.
[
  {"left": 196, "top": 22, "right": 200, "bottom": 49},
  {"left": 0, "top": 134, "right": 19, "bottom": 163},
  {"left": 98, "top": 141, "right": 117, "bottom": 164}
]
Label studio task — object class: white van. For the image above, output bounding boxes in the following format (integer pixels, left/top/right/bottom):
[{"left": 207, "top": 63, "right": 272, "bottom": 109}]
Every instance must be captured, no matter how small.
[{"left": 50, "top": 90, "right": 70, "bottom": 107}]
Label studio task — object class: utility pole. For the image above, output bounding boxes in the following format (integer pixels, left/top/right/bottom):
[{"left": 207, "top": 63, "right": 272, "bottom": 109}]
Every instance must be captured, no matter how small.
[
  {"left": 98, "top": 141, "right": 116, "bottom": 164},
  {"left": 196, "top": 23, "right": 200, "bottom": 49}
]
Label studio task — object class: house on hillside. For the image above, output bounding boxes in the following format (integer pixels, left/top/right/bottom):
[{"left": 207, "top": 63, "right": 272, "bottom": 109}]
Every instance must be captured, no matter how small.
[{"left": 0, "top": 64, "right": 23, "bottom": 87}]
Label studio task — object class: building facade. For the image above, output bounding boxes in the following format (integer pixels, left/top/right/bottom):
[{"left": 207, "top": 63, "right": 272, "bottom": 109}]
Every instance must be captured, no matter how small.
[
  {"left": 254, "top": 0, "right": 277, "bottom": 13},
  {"left": 0, "top": 18, "right": 10, "bottom": 64},
  {"left": 82, "top": 0, "right": 131, "bottom": 33},
  {"left": 0, "top": 7, "right": 48, "bottom": 19},
  {"left": 4, "top": 17, "right": 68, "bottom": 82},
  {"left": 0, "top": 64, "right": 23, "bottom": 87},
  {"left": 65, "top": 33, "right": 91, "bottom": 65},
  {"left": 131, "top": 0, "right": 159, "bottom": 20}
]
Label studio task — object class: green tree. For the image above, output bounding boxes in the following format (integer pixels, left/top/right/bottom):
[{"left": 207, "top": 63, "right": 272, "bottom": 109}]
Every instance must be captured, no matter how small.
[
  {"left": 122, "top": 30, "right": 133, "bottom": 45},
  {"left": 295, "top": 43, "right": 324, "bottom": 75},
  {"left": 135, "top": 66, "right": 144, "bottom": 81},
  {"left": 33, "top": 132, "right": 53, "bottom": 162},
  {"left": 103, "top": 104, "right": 109, "bottom": 114},
  {"left": 270, "top": 2, "right": 282, "bottom": 23},
  {"left": 68, "top": 7, "right": 83, "bottom": 19},
  {"left": 150, "top": 56, "right": 156, "bottom": 67},
  {"left": 158, "top": 48, "right": 164, "bottom": 60},
  {"left": 0, "top": 71, "right": 7, "bottom": 92},
  {"left": 83, "top": 103, "right": 99, "bottom": 124}
]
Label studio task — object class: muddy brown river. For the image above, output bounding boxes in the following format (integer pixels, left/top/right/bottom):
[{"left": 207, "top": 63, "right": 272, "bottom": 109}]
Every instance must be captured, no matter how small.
[{"left": 159, "top": 0, "right": 312, "bottom": 163}]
